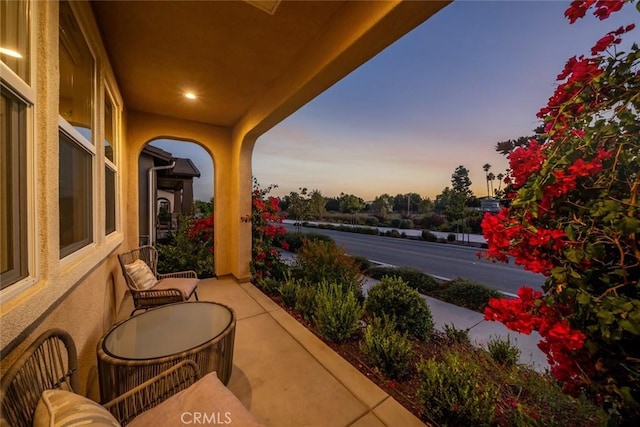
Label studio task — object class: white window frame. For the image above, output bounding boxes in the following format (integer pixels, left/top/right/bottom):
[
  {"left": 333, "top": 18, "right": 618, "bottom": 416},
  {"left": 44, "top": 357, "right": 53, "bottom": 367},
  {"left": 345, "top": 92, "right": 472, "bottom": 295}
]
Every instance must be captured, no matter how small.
[
  {"left": 58, "top": 0, "right": 98, "bottom": 263},
  {"left": 0, "top": 0, "right": 38, "bottom": 302},
  {"left": 104, "top": 84, "right": 119, "bottom": 237}
]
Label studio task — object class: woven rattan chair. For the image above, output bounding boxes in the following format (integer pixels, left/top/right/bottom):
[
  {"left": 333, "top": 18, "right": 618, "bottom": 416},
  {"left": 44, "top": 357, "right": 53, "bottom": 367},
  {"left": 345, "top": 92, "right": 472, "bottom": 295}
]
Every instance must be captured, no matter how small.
[
  {"left": 118, "top": 245, "right": 199, "bottom": 316},
  {"left": 0, "top": 329, "right": 199, "bottom": 426}
]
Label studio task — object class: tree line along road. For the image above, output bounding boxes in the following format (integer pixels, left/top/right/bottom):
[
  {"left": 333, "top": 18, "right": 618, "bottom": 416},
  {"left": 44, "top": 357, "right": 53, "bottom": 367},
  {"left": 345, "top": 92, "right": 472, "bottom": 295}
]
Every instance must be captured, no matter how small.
[{"left": 283, "top": 224, "right": 545, "bottom": 296}]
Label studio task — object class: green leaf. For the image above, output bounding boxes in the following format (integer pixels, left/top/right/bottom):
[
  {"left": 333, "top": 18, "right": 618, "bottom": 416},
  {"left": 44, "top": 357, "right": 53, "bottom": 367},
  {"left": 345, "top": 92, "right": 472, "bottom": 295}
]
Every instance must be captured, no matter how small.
[
  {"left": 565, "top": 248, "right": 584, "bottom": 264},
  {"left": 618, "top": 216, "right": 640, "bottom": 235},
  {"left": 577, "top": 293, "right": 591, "bottom": 305},
  {"left": 619, "top": 320, "right": 640, "bottom": 335}
]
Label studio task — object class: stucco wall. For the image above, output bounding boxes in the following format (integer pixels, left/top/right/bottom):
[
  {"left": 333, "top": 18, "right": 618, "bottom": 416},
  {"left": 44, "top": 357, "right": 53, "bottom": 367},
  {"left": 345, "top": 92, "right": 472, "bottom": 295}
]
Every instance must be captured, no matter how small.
[{"left": 0, "top": 2, "right": 127, "bottom": 400}]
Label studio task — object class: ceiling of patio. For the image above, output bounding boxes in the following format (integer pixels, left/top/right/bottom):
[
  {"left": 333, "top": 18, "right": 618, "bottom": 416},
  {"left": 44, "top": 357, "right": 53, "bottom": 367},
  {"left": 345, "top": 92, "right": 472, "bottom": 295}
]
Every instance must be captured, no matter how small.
[{"left": 91, "top": 0, "right": 448, "bottom": 129}]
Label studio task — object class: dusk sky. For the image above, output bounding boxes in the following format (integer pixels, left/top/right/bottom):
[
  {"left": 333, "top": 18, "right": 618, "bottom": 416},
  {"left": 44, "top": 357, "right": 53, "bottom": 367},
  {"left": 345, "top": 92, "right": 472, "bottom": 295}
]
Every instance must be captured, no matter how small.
[{"left": 151, "top": 0, "right": 639, "bottom": 202}]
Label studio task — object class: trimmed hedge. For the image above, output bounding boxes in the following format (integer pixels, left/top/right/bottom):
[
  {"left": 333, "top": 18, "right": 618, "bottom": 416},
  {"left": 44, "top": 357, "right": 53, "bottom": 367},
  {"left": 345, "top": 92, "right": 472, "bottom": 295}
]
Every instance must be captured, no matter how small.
[{"left": 365, "top": 266, "right": 443, "bottom": 294}]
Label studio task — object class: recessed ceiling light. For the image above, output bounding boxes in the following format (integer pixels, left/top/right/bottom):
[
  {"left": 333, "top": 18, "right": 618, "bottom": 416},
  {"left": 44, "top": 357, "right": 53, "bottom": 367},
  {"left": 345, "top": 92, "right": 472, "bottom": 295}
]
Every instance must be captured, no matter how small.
[
  {"left": 0, "top": 47, "right": 23, "bottom": 58},
  {"left": 185, "top": 92, "right": 196, "bottom": 100}
]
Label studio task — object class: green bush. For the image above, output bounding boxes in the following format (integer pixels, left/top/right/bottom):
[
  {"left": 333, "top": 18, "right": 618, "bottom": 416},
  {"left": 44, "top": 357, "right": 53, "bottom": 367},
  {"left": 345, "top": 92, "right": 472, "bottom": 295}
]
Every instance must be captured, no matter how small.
[
  {"left": 350, "top": 255, "right": 372, "bottom": 272},
  {"left": 399, "top": 219, "right": 414, "bottom": 229},
  {"left": 365, "top": 266, "right": 443, "bottom": 294},
  {"left": 313, "top": 281, "right": 363, "bottom": 343},
  {"left": 292, "top": 239, "right": 363, "bottom": 298},
  {"left": 436, "top": 278, "right": 503, "bottom": 312},
  {"left": 295, "top": 285, "right": 317, "bottom": 323},
  {"left": 417, "top": 348, "right": 500, "bottom": 425},
  {"left": 443, "top": 323, "right": 471, "bottom": 345},
  {"left": 156, "top": 217, "right": 214, "bottom": 278},
  {"left": 365, "top": 276, "right": 434, "bottom": 341},
  {"left": 278, "top": 277, "right": 299, "bottom": 308},
  {"left": 361, "top": 316, "right": 414, "bottom": 380},
  {"left": 487, "top": 336, "right": 520, "bottom": 367},
  {"left": 421, "top": 230, "right": 438, "bottom": 242},
  {"left": 447, "top": 233, "right": 456, "bottom": 241},
  {"left": 255, "top": 276, "right": 280, "bottom": 295},
  {"left": 364, "top": 216, "right": 380, "bottom": 227},
  {"left": 385, "top": 229, "right": 401, "bottom": 238},
  {"left": 282, "top": 232, "right": 333, "bottom": 253}
]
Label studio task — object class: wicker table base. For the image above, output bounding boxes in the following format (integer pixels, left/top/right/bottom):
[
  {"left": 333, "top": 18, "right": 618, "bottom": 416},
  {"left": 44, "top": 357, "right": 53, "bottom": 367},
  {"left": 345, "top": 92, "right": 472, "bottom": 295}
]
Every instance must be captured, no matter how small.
[{"left": 97, "top": 301, "right": 235, "bottom": 403}]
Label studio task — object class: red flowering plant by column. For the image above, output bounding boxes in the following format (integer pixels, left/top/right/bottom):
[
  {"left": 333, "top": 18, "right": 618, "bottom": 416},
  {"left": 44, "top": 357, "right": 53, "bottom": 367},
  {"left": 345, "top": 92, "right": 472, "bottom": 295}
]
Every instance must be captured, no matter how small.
[
  {"left": 242, "top": 178, "right": 289, "bottom": 281},
  {"left": 480, "top": 0, "right": 640, "bottom": 419}
]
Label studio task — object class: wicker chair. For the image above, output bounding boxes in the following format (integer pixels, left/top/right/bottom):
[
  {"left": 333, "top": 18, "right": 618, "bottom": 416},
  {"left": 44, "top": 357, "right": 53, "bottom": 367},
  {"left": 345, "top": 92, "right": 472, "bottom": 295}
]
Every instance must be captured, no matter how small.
[
  {"left": 118, "top": 245, "right": 199, "bottom": 316},
  {"left": 0, "top": 329, "right": 199, "bottom": 426}
]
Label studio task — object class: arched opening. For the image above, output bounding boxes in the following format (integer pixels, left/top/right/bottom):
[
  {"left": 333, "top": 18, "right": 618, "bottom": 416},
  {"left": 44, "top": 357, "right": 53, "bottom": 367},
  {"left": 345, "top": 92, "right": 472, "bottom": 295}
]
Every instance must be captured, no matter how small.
[{"left": 138, "top": 138, "right": 215, "bottom": 277}]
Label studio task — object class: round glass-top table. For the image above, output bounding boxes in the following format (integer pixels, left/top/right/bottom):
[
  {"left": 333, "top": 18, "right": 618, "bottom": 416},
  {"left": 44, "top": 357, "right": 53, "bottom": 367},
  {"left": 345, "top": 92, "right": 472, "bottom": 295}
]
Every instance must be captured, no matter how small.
[{"left": 97, "top": 301, "right": 235, "bottom": 402}]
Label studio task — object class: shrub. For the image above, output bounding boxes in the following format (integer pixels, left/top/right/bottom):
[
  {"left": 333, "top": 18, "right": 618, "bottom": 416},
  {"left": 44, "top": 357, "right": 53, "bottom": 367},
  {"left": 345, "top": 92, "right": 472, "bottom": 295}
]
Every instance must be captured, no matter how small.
[
  {"left": 156, "top": 215, "right": 214, "bottom": 278},
  {"left": 255, "top": 276, "right": 280, "bottom": 295},
  {"left": 399, "top": 219, "right": 414, "bottom": 229},
  {"left": 361, "top": 316, "right": 414, "bottom": 380},
  {"left": 447, "top": 233, "right": 456, "bottom": 242},
  {"left": 365, "top": 276, "right": 434, "bottom": 341},
  {"left": 292, "top": 239, "right": 363, "bottom": 298},
  {"left": 365, "top": 266, "right": 443, "bottom": 294},
  {"left": 436, "top": 278, "right": 503, "bottom": 312},
  {"left": 417, "top": 347, "right": 500, "bottom": 425},
  {"left": 295, "top": 285, "right": 317, "bottom": 323},
  {"left": 313, "top": 281, "right": 363, "bottom": 343},
  {"left": 364, "top": 216, "right": 380, "bottom": 227},
  {"left": 421, "top": 230, "right": 438, "bottom": 242},
  {"left": 385, "top": 229, "right": 401, "bottom": 238},
  {"left": 350, "top": 255, "right": 372, "bottom": 272},
  {"left": 390, "top": 218, "right": 402, "bottom": 228},
  {"left": 282, "top": 232, "right": 333, "bottom": 253},
  {"left": 487, "top": 336, "right": 520, "bottom": 367},
  {"left": 443, "top": 323, "right": 471, "bottom": 345},
  {"left": 278, "top": 277, "right": 299, "bottom": 308}
]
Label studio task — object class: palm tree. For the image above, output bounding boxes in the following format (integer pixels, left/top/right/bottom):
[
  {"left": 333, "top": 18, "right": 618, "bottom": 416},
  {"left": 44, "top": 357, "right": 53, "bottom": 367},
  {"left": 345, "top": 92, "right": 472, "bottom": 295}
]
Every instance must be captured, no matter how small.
[
  {"left": 487, "top": 172, "right": 495, "bottom": 197},
  {"left": 483, "top": 163, "right": 492, "bottom": 197}
]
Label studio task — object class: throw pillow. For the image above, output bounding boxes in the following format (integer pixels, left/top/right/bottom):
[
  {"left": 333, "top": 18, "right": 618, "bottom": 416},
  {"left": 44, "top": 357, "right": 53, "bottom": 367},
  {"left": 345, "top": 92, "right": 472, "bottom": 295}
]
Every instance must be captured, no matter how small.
[
  {"left": 33, "top": 389, "right": 121, "bottom": 427},
  {"left": 124, "top": 259, "right": 157, "bottom": 290}
]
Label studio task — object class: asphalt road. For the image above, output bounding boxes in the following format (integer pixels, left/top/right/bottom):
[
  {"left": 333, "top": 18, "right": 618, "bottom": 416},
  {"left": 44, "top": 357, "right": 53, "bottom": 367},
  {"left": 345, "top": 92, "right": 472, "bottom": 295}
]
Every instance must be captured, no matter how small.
[{"left": 284, "top": 224, "right": 545, "bottom": 295}]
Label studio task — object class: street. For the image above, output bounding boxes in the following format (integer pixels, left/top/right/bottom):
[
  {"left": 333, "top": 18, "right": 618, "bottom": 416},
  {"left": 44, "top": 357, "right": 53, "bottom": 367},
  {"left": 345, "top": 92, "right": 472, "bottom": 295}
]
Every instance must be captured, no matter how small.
[{"left": 283, "top": 224, "right": 545, "bottom": 295}]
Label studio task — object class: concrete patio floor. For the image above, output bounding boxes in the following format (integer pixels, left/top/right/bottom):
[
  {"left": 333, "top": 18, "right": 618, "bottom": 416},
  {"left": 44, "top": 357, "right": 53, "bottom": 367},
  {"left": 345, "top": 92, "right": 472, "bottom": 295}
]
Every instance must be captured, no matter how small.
[{"left": 116, "top": 277, "right": 427, "bottom": 427}]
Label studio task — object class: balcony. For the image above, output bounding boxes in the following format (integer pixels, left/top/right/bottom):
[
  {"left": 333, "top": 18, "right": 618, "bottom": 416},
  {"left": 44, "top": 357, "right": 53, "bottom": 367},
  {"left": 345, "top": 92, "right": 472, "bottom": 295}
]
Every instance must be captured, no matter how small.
[{"left": 114, "top": 278, "right": 426, "bottom": 426}]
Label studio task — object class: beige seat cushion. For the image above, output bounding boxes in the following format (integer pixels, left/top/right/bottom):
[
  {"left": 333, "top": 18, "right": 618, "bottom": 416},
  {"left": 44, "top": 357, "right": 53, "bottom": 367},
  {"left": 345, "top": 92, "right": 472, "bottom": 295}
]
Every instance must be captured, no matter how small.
[
  {"left": 128, "top": 372, "right": 264, "bottom": 427},
  {"left": 124, "top": 259, "right": 157, "bottom": 290},
  {"left": 34, "top": 389, "right": 121, "bottom": 427},
  {"left": 155, "top": 277, "right": 199, "bottom": 298}
]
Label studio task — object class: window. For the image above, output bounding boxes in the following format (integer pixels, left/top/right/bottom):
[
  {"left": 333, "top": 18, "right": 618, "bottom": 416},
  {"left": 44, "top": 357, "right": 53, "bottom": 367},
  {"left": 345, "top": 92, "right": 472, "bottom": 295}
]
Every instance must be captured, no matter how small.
[
  {"left": 59, "top": 1, "right": 93, "bottom": 142},
  {"left": 1, "top": 0, "right": 32, "bottom": 289},
  {"left": 0, "top": 0, "right": 30, "bottom": 83},
  {"left": 59, "top": 131, "right": 93, "bottom": 257},
  {"left": 104, "top": 93, "right": 117, "bottom": 235},
  {"left": 1, "top": 90, "right": 28, "bottom": 289},
  {"left": 105, "top": 166, "right": 116, "bottom": 235},
  {"left": 58, "top": 1, "right": 95, "bottom": 257}
]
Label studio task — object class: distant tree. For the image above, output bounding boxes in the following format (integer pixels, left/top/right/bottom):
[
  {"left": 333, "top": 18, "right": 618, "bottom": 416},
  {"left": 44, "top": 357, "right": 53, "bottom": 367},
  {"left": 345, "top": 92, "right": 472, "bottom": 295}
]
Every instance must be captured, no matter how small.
[
  {"left": 451, "top": 165, "right": 473, "bottom": 198},
  {"left": 419, "top": 197, "right": 434, "bottom": 214},
  {"left": 371, "top": 194, "right": 394, "bottom": 218},
  {"left": 339, "top": 193, "right": 365, "bottom": 224},
  {"left": 325, "top": 197, "right": 340, "bottom": 212},
  {"left": 193, "top": 198, "right": 214, "bottom": 217},
  {"left": 487, "top": 172, "right": 496, "bottom": 197},
  {"left": 286, "top": 188, "right": 310, "bottom": 233},
  {"left": 483, "top": 163, "right": 492, "bottom": 198},
  {"left": 308, "top": 189, "right": 326, "bottom": 220}
]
